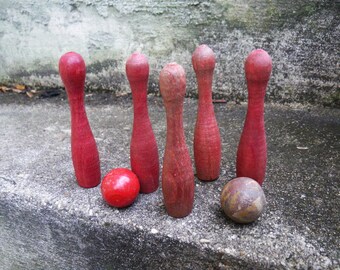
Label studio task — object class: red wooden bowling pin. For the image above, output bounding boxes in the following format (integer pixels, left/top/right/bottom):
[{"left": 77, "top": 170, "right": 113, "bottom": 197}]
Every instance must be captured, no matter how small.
[
  {"left": 59, "top": 52, "right": 101, "bottom": 188},
  {"left": 236, "top": 49, "right": 272, "bottom": 186},
  {"left": 126, "top": 52, "right": 159, "bottom": 193},
  {"left": 192, "top": 45, "right": 221, "bottom": 181},
  {"left": 159, "top": 63, "right": 195, "bottom": 218}
]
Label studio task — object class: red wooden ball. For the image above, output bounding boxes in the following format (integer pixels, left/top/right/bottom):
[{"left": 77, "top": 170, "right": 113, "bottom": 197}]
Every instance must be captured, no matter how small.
[
  {"left": 220, "top": 177, "right": 266, "bottom": 223},
  {"left": 101, "top": 168, "right": 140, "bottom": 208}
]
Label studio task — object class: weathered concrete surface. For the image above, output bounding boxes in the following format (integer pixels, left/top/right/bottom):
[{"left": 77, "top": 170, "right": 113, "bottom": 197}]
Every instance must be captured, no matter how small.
[
  {"left": 0, "top": 92, "right": 339, "bottom": 269},
  {"left": 0, "top": 1, "right": 339, "bottom": 106}
]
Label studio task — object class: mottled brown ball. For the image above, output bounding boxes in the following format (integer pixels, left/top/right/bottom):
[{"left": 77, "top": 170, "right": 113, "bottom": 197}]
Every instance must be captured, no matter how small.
[{"left": 220, "top": 177, "right": 266, "bottom": 224}]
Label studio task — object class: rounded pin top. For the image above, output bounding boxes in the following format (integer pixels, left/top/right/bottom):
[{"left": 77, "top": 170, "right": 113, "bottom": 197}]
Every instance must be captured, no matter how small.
[
  {"left": 245, "top": 49, "right": 272, "bottom": 82},
  {"left": 59, "top": 52, "right": 86, "bottom": 95},
  {"left": 159, "top": 63, "right": 186, "bottom": 102},
  {"left": 192, "top": 44, "right": 215, "bottom": 73},
  {"left": 126, "top": 52, "right": 149, "bottom": 83}
]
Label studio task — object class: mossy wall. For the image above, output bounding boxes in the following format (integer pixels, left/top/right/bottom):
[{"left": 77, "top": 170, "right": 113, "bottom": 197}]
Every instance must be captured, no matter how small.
[{"left": 0, "top": 0, "right": 338, "bottom": 106}]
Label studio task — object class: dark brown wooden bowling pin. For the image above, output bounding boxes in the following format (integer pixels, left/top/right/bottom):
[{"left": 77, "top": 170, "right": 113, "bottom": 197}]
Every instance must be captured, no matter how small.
[
  {"left": 59, "top": 52, "right": 101, "bottom": 188},
  {"left": 236, "top": 49, "right": 272, "bottom": 186},
  {"left": 192, "top": 44, "right": 221, "bottom": 181},
  {"left": 126, "top": 52, "right": 159, "bottom": 193},
  {"left": 159, "top": 63, "right": 195, "bottom": 218}
]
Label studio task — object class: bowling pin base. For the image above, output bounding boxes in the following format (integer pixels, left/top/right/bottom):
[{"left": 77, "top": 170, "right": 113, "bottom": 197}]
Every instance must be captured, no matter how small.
[
  {"left": 77, "top": 181, "right": 100, "bottom": 188},
  {"left": 196, "top": 174, "right": 219, "bottom": 182},
  {"left": 165, "top": 207, "right": 192, "bottom": 218}
]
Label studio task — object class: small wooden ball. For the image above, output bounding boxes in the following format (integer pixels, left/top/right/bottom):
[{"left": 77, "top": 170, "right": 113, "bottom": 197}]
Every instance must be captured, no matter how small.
[
  {"left": 101, "top": 168, "right": 140, "bottom": 208},
  {"left": 220, "top": 177, "right": 266, "bottom": 224}
]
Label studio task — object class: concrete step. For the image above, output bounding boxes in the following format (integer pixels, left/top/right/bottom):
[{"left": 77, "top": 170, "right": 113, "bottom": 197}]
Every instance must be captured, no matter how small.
[{"left": 0, "top": 93, "right": 339, "bottom": 269}]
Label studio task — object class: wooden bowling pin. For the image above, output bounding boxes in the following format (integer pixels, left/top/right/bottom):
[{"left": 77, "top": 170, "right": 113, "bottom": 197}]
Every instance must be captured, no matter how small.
[
  {"left": 126, "top": 52, "right": 159, "bottom": 193},
  {"left": 192, "top": 44, "right": 221, "bottom": 181},
  {"left": 59, "top": 52, "right": 101, "bottom": 188},
  {"left": 159, "top": 63, "right": 195, "bottom": 218},
  {"left": 236, "top": 49, "right": 272, "bottom": 186}
]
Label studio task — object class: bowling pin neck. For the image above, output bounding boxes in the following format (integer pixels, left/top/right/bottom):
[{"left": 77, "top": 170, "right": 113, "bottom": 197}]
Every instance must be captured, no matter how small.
[
  {"left": 164, "top": 99, "right": 183, "bottom": 119},
  {"left": 197, "top": 73, "right": 213, "bottom": 104},
  {"left": 165, "top": 104, "right": 185, "bottom": 146},
  {"left": 69, "top": 96, "right": 86, "bottom": 118},
  {"left": 67, "top": 88, "right": 85, "bottom": 102},
  {"left": 131, "top": 81, "right": 149, "bottom": 119},
  {"left": 161, "top": 71, "right": 185, "bottom": 111},
  {"left": 247, "top": 80, "right": 267, "bottom": 97},
  {"left": 246, "top": 91, "right": 265, "bottom": 119},
  {"left": 69, "top": 98, "right": 91, "bottom": 135},
  {"left": 163, "top": 96, "right": 186, "bottom": 146},
  {"left": 247, "top": 102, "right": 264, "bottom": 120}
]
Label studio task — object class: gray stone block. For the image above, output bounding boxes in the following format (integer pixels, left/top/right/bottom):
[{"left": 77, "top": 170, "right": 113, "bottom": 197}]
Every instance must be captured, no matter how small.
[{"left": 0, "top": 93, "right": 339, "bottom": 269}]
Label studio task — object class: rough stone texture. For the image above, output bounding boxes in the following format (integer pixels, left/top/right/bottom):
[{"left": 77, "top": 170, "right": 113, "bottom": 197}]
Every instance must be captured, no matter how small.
[
  {"left": 0, "top": 0, "right": 339, "bottom": 106},
  {"left": 0, "top": 92, "right": 339, "bottom": 269}
]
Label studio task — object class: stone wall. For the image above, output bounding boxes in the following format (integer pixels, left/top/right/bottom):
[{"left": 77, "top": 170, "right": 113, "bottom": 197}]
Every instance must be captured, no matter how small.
[{"left": 0, "top": 0, "right": 338, "bottom": 106}]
